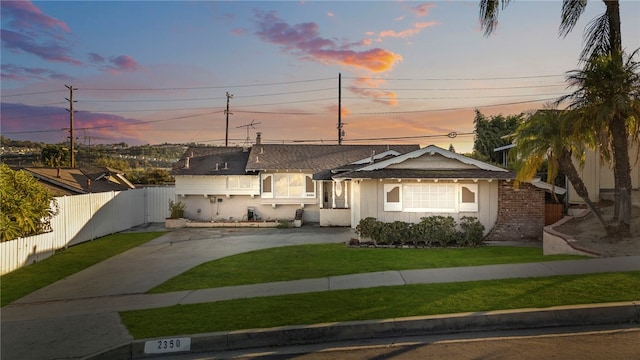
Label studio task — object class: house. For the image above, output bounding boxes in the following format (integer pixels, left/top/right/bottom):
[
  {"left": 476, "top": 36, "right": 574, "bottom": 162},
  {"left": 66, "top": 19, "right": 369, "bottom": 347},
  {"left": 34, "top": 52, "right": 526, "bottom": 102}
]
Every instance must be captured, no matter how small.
[
  {"left": 20, "top": 167, "right": 135, "bottom": 196},
  {"left": 333, "top": 145, "right": 545, "bottom": 239},
  {"left": 172, "top": 138, "right": 546, "bottom": 239}
]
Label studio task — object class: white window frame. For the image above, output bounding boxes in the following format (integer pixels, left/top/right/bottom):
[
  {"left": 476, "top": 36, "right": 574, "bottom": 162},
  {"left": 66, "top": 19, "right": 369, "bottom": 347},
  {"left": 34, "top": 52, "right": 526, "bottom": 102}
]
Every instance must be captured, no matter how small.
[
  {"left": 227, "top": 175, "right": 252, "bottom": 190},
  {"left": 382, "top": 182, "right": 479, "bottom": 213},
  {"left": 262, "top": 173, "right": 315, "bottom": 199},
  {"left": 384, "top": 184, "right": 402, "bottom": 211},
  {"left": 458, "top": 183, "right": 478, "bottom": 212}
]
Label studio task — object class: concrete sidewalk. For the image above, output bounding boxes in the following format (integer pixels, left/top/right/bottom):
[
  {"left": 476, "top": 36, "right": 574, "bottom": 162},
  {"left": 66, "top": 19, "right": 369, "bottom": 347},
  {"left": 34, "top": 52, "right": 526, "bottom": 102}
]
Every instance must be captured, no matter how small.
[{"left": 2, "top": 226, "right": 639, "bottom": 360}]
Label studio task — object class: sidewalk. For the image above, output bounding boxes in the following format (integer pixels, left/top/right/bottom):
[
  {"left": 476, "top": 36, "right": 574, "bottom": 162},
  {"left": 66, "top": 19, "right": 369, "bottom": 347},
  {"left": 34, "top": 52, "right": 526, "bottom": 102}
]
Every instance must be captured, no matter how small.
[{"left": 2, "top": 226, "right": 639, "bottom": 360}]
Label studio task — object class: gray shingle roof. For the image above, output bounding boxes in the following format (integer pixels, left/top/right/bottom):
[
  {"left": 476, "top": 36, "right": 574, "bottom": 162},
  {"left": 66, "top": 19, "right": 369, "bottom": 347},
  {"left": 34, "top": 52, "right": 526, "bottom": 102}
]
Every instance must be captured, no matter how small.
[
  {"left": 245, "top": 144, "right": 419, "bottom": 179},
  {"left": 171, "top": 146, "right": 251, "bottom": 175}
]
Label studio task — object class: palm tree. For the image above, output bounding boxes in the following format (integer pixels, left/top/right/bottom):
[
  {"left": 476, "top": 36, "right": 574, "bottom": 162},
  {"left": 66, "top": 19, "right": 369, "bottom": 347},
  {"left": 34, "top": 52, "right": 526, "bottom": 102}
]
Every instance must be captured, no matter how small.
[
  {"left": 560, "top": 51, "right": 640, "bottom": 235},
  {"left": 479, "top": 0, "right": 634, "bottom": 237},
  {"left": 511, "top": 108, "right": 609, "bottom": 228}
]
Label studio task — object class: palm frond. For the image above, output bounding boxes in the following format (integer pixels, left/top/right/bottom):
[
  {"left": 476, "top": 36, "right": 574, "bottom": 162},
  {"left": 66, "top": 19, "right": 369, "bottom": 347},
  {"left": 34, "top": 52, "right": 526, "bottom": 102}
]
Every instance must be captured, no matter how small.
[
  {"left": 581, "top": 13, "right": 610, "bottom": 62},
  {"left": 560, "top": 0, "right": 588, "bottom": 38},
  {"left": 479, "top": 0, "right": 511, "bottom": 36}
]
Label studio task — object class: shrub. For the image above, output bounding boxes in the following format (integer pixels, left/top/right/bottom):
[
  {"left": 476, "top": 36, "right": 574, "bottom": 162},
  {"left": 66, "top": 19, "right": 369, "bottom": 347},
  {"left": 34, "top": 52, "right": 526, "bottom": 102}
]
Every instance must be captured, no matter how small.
[
  {"left": 168, "top": 200, "right": 186, "bottom": 219},
  {"left": 418, "top": 216, "right": 460, "bottom": 247},
  {"left": 458, "top": 216, "right": 485, "bottom": 247},
  {"left": 355, "top": 217, "right": 383, "bottom": 245},
  {"left": 381, "top": 221, "right": 411, "bottom": 245}
]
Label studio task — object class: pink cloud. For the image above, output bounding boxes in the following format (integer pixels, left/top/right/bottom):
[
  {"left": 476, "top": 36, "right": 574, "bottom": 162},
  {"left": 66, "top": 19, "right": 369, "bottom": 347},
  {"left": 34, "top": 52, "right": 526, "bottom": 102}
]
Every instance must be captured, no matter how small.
[
  {"left": 1, "top": 64, "right": 73, "bottom": 81},
  {"left": 253, "top": 10, "right": 401, "bottom": 73},
  {"left": 378, "top": 21, "right": 439, "bottom": 39},
  {"left": 1, "top": 29, "right": 82, "bottom": 66},
  {"left": 1, "top": 1, "right": 71, "bottom": 33},
  {"left": 109, "top": 55, "right": 140, "bottom": 71},
  {"left": 348, "top": 77, "right": 398, "bottom": 106},
  {"left": 411, "top": 3, "right": 437, "bottom": 17}
]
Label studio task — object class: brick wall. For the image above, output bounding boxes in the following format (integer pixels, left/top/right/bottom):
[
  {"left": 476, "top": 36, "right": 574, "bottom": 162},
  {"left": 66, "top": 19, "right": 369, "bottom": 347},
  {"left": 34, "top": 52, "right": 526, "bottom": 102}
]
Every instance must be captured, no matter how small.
[{"left": 485, "top": 181, "right": 545, "bottom": 241}]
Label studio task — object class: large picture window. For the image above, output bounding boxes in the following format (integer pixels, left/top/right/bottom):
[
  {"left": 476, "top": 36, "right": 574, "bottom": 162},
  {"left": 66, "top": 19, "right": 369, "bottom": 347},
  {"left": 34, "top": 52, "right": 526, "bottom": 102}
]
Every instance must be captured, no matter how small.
[{"left": 265, "top": 173, "right": 315, "bottom": 198}]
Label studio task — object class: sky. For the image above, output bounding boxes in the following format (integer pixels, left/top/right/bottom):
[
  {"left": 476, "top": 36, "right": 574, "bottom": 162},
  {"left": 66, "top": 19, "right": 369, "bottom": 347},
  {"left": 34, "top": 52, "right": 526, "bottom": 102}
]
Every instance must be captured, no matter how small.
[{"left": 2, "top": 1, "right": 639, "bottom": 153}]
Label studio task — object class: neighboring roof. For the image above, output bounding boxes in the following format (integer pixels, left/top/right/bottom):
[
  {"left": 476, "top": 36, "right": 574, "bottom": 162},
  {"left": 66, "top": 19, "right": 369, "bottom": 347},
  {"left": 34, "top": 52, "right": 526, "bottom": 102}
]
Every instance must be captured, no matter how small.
[
  {"left": 245, "top": 144, "right": 419, "bottom": 179},
  {"left": 171, "top": 146, "right": 251, "bottom": 176},
  {"left": 335, "top": 145, "right": 514, "bottom": 180},
  {"left": 530, "top": 178, "right": 567, "bottom": 195},
  {"left": 21, "top": 167, "right": 135, "bottom": 196}
]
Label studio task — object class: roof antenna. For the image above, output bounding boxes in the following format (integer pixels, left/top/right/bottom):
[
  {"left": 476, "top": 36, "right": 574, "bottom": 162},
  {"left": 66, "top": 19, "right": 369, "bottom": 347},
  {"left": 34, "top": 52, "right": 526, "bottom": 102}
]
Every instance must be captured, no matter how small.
[{"left": 237, "top": 120, "right": 261, "bottom": 150}]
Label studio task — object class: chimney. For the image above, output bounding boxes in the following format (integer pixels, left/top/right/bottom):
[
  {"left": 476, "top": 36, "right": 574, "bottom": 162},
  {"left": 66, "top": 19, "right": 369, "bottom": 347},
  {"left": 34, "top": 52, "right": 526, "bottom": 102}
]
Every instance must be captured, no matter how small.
[
  {"left": 215, "top": 163, "right": 219, "bottom": 171},
  {"left": 369, "top": 150, "right": 376, "bottom": 164},
  {"left": 224, "top": 162, "right": 228, "bottom": 170},
  {"left": 56, "top": 168, "right": 61, "bottom": 178},
  {"left": 256, "top": 132, "right": 262, "bottom": 145},
  {"left": 184, "top": 156, "right": 190, "bottom": 169}
]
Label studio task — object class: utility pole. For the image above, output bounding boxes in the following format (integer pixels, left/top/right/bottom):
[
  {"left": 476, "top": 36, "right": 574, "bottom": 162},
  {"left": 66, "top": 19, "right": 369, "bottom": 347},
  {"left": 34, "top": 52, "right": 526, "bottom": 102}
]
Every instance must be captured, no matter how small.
[
  {"left": 225, "top": 92, "right": 233, "bottom": 147},
  {"left": 65, "top": 84, "right": 77, "bottom": 168},
  {"left": 337, "top": 73, "right": 345, "bottom": 145}
]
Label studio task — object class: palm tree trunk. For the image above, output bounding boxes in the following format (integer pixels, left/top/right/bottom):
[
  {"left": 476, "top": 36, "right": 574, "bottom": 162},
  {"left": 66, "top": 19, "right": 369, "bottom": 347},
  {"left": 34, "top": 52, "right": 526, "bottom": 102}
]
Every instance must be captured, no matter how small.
[
  {"left": 557, "top": 150, "right": 610, "bottom": 230},
  {"left": 609, "top": 114, "right": 632, "bottom": 236}
]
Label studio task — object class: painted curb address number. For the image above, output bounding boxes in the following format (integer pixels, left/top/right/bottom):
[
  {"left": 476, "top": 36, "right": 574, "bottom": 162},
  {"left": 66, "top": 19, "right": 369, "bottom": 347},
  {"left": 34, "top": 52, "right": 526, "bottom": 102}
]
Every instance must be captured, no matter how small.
[{"left": 144, "top": 337, "right": 191, "bottom": 354}]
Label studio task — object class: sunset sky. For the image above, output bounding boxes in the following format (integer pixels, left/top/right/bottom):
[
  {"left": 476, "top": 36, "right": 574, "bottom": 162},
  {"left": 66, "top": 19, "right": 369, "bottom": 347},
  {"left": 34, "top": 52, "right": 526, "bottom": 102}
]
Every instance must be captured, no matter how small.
[{"left": 2, "top": 1, "right": 639, "bottom": 153}]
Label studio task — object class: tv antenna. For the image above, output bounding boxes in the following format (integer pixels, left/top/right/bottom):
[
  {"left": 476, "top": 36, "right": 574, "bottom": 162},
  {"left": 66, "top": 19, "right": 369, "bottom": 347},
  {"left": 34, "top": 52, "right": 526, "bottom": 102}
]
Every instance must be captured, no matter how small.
[{"left": 237, "top": 120, "right": 261, "bottom": 148}]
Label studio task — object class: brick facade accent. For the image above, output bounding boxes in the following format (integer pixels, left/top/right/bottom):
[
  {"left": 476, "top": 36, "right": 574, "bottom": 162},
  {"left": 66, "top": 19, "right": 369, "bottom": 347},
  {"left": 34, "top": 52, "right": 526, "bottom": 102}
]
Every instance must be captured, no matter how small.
[{"left": 485, "top": 181, "right": 545, "bottom": 241}]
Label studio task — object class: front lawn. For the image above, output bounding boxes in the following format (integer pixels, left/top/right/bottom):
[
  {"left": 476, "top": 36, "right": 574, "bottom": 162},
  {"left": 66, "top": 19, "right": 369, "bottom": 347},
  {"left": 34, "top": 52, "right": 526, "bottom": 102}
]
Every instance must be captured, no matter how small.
[
  {"left": 149, "top": 244, "right": 585, "bottom": 293},
  {"left": 122, "top": 271, "right": 640, "bottom": 339},
  {"left": 1, "top": 231, "right": 165, "bottom": 307}
]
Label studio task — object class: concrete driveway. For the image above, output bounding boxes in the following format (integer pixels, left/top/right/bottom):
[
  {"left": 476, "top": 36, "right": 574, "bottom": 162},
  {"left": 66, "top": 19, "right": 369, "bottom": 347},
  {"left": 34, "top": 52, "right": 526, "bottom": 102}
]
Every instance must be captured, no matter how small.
[{"left": 1, "top": 225, "right": 353, "bottom": 360}]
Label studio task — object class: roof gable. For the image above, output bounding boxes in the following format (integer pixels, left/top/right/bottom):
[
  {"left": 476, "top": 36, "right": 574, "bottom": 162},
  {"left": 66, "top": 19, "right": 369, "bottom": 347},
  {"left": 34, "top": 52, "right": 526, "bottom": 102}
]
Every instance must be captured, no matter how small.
[{"left": 357, "top": 145, "right": 508, "bottom": 173}]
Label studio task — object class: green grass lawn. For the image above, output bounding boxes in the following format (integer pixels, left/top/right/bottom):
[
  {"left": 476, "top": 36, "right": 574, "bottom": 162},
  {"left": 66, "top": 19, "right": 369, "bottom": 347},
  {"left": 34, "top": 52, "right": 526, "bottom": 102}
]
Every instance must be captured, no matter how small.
[
  {"left": 1, "top": 231, "right": 165, "bottom": 307},
  {"left": 149, "top": 244, "right": 585, "bottom": 293},
  {"left": 122, "top": 270, "right": 640, "bottom": 339}
]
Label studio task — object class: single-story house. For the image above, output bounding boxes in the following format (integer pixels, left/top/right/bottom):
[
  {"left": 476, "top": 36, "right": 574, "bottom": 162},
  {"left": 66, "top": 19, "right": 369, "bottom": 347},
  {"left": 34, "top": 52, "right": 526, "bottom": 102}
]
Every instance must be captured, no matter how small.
[
  {"left": 172, "top": 136, "right": 546, "bottom": 240},
  {"left": 20, "top": 167, "right": 135, "bottom": 196}
]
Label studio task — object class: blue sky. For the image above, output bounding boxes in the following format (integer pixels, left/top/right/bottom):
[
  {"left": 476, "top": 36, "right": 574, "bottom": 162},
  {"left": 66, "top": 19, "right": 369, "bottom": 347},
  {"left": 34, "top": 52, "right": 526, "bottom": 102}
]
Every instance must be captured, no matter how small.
[{"left": 2, "top": 1, "right": 639, "bottom": 153}]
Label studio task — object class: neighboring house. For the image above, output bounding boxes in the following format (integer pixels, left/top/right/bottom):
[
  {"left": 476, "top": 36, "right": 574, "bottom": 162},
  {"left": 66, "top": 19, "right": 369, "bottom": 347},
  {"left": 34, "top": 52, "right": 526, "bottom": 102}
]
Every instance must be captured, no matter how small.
[
  {"left": 21, "top": 167, "right": 135, "bottom": 196},
  {"left": 171, "top": 146, "right": 257, "bottom": 221},
  {"left": 333, "top": 145, "right": 544, "bottom": 239},
  {"left": 569, "top": 142, "right": 640, "bottom": 204}
]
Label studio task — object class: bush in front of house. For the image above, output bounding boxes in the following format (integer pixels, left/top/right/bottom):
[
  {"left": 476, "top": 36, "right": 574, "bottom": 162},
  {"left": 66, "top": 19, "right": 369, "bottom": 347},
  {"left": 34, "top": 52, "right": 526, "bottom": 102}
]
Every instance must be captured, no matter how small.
[{"left": 355, "top": 216, "right": 485, "bottom": 248}]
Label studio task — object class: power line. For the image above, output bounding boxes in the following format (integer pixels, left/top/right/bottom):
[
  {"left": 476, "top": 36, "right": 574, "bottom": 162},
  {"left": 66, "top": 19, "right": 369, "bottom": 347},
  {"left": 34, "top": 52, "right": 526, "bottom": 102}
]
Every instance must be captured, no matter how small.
[
  {"left": 343, "top": 74, "right": 564, "bottom": 81},
  {"left": 1, "top": 89, "right": 66, "bottom": 97},
  {"left": 78, "top": 77, "right": 335, "bottom": 91}
]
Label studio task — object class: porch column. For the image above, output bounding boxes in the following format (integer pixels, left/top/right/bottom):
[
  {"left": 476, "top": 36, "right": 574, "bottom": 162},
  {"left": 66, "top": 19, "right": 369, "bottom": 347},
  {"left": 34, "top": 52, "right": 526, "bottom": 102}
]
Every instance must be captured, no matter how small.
[
  {"left": 319, "top": 181, "right": 323, "bottom": 209},
  {"left": 344, "top": 181, "right": 349, "bottom": 208},
  {"left": 332, "top": 181, "right": 336, "bottom": 208}
]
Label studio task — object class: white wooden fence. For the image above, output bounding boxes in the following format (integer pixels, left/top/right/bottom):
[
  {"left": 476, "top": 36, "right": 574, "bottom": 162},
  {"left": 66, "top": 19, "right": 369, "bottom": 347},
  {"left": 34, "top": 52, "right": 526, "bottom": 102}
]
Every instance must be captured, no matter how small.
[{"left": 1, "top": 186, "right": 175, "bottom": 275}]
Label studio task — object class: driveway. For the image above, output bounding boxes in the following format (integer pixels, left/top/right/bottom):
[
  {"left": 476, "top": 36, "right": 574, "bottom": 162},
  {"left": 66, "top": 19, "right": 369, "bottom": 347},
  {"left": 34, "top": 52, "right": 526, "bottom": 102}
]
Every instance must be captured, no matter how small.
[{"left": 1, "top": 225, "right": 353, "bottom": 360}]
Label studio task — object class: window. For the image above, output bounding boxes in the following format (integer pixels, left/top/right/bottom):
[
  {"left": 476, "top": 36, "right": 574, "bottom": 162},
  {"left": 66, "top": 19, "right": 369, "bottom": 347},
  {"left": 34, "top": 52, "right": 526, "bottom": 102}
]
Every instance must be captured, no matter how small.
[
  {"left": 227, "top": 176, "right": 252, "bottom": 189},
  {"left": 267, "top": 173, "right": 315, "bottom": 198},
  {"left": 382, "top": 182, "right": 479, "bottom": 213},
  {"left": 459, "top": 184, "right": 478, "bottom": 212},
  {"left": 384, "top": 184, "right": 402, "bottom": 211},
  {"left": 404, "top": 184, "right": 456, "bottom": 212}
]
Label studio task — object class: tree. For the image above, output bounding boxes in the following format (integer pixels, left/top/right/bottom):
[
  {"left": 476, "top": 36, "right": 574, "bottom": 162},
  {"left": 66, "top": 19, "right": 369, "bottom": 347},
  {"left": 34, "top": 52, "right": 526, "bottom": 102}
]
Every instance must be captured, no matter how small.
[
  {"left": 472, "top": 110, "right": 523, "bottom": 165},
  {"left": 0, "top": 164, "right": 58, "bottom": 241},
  {"left": 511, "top": 109, "right": 609, "bottom": 228},
  {"left": 560, "top": 50, "right": 640, "bottom": 235},
  {"left": 479, "top": 0, "right": 634, "bottom": 237},
  {"left": 41, "top": 145, "right": 69, "bottom": 168}
]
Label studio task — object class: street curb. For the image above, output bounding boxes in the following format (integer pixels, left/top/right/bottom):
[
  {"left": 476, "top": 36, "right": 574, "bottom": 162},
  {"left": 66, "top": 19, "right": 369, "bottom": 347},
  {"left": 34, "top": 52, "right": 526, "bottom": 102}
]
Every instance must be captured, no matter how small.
[{"left": 86, "top": 301, "right": 640, "bottom": 359}]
